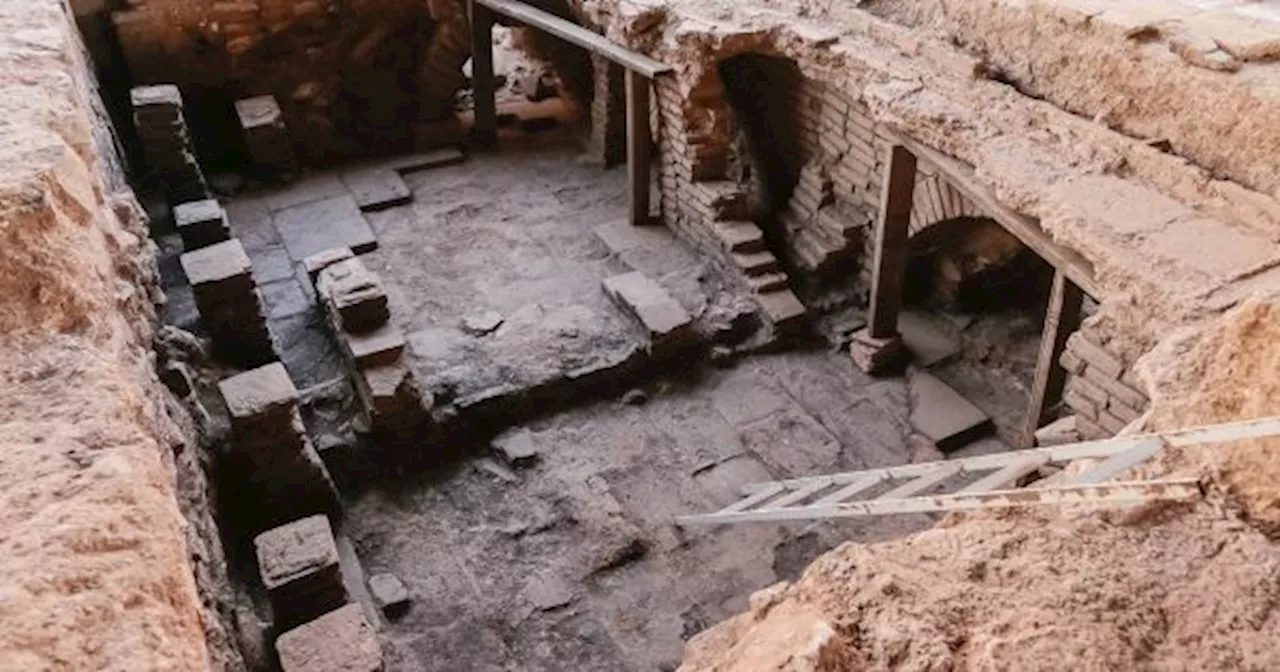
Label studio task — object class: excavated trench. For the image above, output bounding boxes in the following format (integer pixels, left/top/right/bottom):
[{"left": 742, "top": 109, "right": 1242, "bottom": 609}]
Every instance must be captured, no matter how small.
[{"left": 31, "top": 0, "right": 1216, "bottom": 668}]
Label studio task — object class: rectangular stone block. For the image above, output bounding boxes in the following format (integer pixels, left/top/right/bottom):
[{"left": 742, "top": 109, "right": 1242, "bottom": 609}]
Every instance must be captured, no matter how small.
[
  {"left": 340, "top": 323, "right": 406, "bottom": 369},
  {"left": 180, "top": 238, "right": 252, "bottom": 293},
  {"left": 341, "top": 168, "right": 412, "bottom": 212},
  {"left": 276, "top": 604, "right": 383, "bottom": 672},
  {"left": 1066, "top": 331, "right": 1124, "bottom": 379},
  {"left": 602, "top": 272, "right": 694, "bottom": 355},
  {"left": 130, "top": 84, "right": 182, "bottom": 108},
  {"left": 317, "top": 258, "right": 389, "bottom": 332},
  {"left": 174, "top": 199, "right": 231, "bottom": 250},
  {"left": 304, "top": 247, "right": 355, "bottom": 286},
  {"left": 255, "top": 515, "right": 348, "bottom": 628},
  {"left": 218, "top": 361, "right": 298, "bottom": 426}
]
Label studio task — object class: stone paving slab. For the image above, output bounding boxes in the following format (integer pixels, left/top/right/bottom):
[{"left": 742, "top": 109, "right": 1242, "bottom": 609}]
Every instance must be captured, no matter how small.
[
  {"left": 898, "top": 309, "right": 962, "bottom": 367},
  {"left": 274, "top": 194, "right": 377, "bottom": 261},
  {"left": 265, "top": 173, "right": 348, "bottom": 212},
  {"left": 908, "top": 370, "right": 994, "bottom": 452},
  {"left": 342, "top": 167, "right": 412, "bottom": 212}
]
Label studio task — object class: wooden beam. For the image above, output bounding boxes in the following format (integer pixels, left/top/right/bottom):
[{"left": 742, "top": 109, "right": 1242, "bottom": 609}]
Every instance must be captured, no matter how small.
[
  {"left": 477, "top": 0, "right": 672, "bottom": 78},
  {"left": 470, "top": 0, "right": 497, "bottom": 145},
  {"left": 891, "top": 133, "right": 1101, "bottom": 299},
  {"left": 625, "top": 70, "right": 651, "bottom": 226},
  {"left": 868, "top": 144, "right": 917, "bottom": 338},
  {"left": 1021, "top": 270, "right": 1084, "bottom": 446}
]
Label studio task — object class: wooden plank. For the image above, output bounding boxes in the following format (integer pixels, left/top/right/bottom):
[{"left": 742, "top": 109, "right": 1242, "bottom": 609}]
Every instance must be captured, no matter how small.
[
  {"left": 812, "top": 474, "right": 883, "bottom": 505},
  {"left": 762, "top": 479, "right": 833, "bottom": 509},
  {"left": 1067, "top": 438, "right": 1164, "bottom": 486},
  {"left": 1021, "top": 270, "right": 1085, "bottom": 446},
  {"left": 626, "top": 69, "right": 651, "bottom": 226},
  {"left": 477, "top": 0, "right": 672, "bottom": 78},
  {"left": 958, "top": 455, "right": 1050, "bottom": 494},
  {"left": 891, "top": 133, "right": 1101, "bottom": 299},
  {"left": 716, "top": 484, "right": 785, "bottom": 515},
  {"left": 878, "top": 464, "right": 962, "bottom": 500},
  {"left": 739, "top": 415, "right": 1280, "bottom": 494},
  {"left": 676, "top": 478, "right": 1201, "bottom": 525},
  {"left": 868, "top": 144, "right": 917, "bottom": 337},
  {"left": 470, "top": 1, "right": 497, "bottom": 145}
]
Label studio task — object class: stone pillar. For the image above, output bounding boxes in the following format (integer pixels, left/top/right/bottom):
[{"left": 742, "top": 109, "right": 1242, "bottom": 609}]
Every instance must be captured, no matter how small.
[
  {"left": 180, "top": 239, "right": 276, "bottom": 367},
  {"left": 173, "top": 199, "right": 230, "bottom": 251},
  {"left": 218, "top": 363, "right": 340, "bottom": 525},
  {"left": 130, "top": 84, "right": 209, "bottom": 204},
  {"left": 254, "top": 515, "right": 348, "bottom": 629},
  {"left": 235, "top": 95, "right": 298, "bottom": 179}
]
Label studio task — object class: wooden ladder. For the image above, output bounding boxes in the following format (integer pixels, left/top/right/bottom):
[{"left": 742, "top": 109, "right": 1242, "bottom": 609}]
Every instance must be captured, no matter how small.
[{"left": 675, "top": 416, "right": 1280, "bottom": 526}]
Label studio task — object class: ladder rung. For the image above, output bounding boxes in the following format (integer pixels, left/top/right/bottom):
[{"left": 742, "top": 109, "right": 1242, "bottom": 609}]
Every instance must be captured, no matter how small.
[
  {"left": 812, "top": 474, "right": 882, "bottom": 505},
  {"left": 878, "top": 464, "right": 962, "bottom": 500},
  {"left": 1068, "top": 439, "right": 1164, "bottom": 486},
  {"left": 764, "top": 479, "right": 833, "bottom": 509},
  {"left": 716, "top": 484, "right": 784, "bottom": 515},
  {"left": 958, "top": 455, "right": 1050, "bottom": 494}
]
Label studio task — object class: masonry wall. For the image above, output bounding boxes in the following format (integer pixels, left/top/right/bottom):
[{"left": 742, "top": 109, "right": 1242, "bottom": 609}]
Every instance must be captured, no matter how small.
[{"left": 1061, "top": 322, "right": 1152, "bottom": 439}]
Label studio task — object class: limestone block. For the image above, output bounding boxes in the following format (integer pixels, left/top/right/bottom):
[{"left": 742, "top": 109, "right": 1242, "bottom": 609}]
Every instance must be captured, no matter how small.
[
  {"left": 276, "top": 605, "right": 382, "bottom": 672},
  {"left": 174, "top": 198, "right": 230, "bottom": 250}
]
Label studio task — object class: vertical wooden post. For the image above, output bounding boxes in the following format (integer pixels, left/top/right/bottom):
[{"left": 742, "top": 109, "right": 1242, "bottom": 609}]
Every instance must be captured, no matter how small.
[
  {"left": 868, "top": 145, "right": 918, "bottom": 338},
  {"left": 625, "top": 69, "right": 651, "bottom": 226},
  {"left": 1021, "top": 269, "right": 1085, "bottom": 446},
  {"left": 470, "top": 0, "right": 497, "bottom": 146}
]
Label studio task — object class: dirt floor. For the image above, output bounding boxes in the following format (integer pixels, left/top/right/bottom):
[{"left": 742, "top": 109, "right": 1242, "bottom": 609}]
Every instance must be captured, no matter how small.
[{"left": 151, "top": 132, "right": 1051, "bottom": 670}]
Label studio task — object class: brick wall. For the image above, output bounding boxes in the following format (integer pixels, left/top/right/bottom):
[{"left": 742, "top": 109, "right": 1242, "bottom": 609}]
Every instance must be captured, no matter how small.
[
  {"left": 582, "top": 54, "right": 626, "bottom": 165},
  {"left": 1060, "top": 327, "right": 1151, "bottom": 439}
]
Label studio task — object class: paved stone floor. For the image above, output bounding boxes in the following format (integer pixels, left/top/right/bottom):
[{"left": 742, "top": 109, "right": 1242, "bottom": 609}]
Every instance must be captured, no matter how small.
[
  {"left": 154, "top": 133, "right": 1046, "bottom": 671},
  {"left": 342, "top": 351, "right": 978, "bottom": 672}
]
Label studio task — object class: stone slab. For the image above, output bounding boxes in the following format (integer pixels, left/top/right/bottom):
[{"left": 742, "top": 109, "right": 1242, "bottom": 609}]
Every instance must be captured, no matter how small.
[
  {"left": 593, "top": 219, "right": 675, "bottom": 254},
  {"left": 492, "top": 429, "right": 539, "bottom": 467},
  {"left": 265, "top": 174, "right": 349, "bottom": 213},
  {"left": 304, "top": 247, "right": 355, "bottom": 286},
  {"left": 601, "top": 272, "right": 692, "bottom": 345},
  {"left": 274, "top": 194, "right": 378, "bottom": 261},
  {"left": 317, "top": 257, "right": 389, "bottom": 332},
  {"left": 276, "top": 604, "right": 383, "bottom": 672},
  {"left": 179, "top": 238, "right": 251, "bottom": 286},
  {"left": 235, "top": 94, "right": 283, "bottom": 129},
  {"left": 341, "top": 323, "right": 406, "bottom": 369},
  {"left": 368, "top": 573, "right": 410, "bottom": 617},
  {"left": 254, "top": 514, "right": 340, "bottom": 592},
  {"left": 756, "top": 290, "right": 807, "bottom": 330},
  {"left": 386, "top": 147, "right": 466, "bottom": 174},
  {"left": 908, "top": 372, "right": 993, "bottom": 452},
  {"left": 218, "top": 361, "right": 298, "bottom": 421},
  {"left": 341, "top": 168, "right": 412, "bottom": 212},
  {"left": 898, "top": 309, "right": 961, "bottom": 367},
  {"left": 130, "top": 83, "right": 181, "bottom": 107}
]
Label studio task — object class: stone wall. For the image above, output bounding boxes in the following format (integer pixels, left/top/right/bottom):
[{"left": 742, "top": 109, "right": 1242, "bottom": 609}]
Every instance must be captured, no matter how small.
[
  {"left": 102, "top": 0, "right": 469, "bottom": 163},
  {"left": 1061, "top": 322, "right": 1152, "bottom": 439}
]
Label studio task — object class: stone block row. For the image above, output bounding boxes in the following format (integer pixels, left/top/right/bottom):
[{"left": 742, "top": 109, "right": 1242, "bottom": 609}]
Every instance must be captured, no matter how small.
[
  {"left": 180, "top": 238, "right": 276, "bottom": 367},
  {"left": 130, "top": 84, "right": 209, "bottom": 204},
  {"left": 308, "top": 250, "right": 425, "bottom": 432},
  {"left": 219, "top": 363, "right": 340, "bottom": 526},
  {"left": 1059, "top": 331, "right": 1150, "bottom": 439}
]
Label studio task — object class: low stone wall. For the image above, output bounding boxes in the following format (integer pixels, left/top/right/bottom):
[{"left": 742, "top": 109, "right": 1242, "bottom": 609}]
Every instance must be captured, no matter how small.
[{"left": 1061, "top": 324, "right": 1152, "bottom": 439}]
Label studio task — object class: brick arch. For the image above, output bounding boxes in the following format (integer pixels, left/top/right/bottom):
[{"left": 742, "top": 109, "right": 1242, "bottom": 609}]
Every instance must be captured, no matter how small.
[{"left": 908, "top": 170, "right": 982, "bottom": 237}]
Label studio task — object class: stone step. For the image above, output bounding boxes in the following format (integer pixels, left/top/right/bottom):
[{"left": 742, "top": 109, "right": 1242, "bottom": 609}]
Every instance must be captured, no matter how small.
[
  {"left": 602, "top": 271, "right": 695, "bottom": 355},
  {"left": 713, "top": 220, "right": 766, "bottom": 254},
  {"left": 755, "top": 289, "right": 807, "bottom": 332},
  {"left": 732, "top": 250, "right": 781, "bottom": 277},
  {"left": 792, "top": 226, "right": 848, "bottom": 273},
  {"left": 747, "top": 271, "right": 789, "bottom": 293}
]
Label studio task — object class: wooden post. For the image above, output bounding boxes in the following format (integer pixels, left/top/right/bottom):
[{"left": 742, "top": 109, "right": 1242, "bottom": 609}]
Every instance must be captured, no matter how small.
[
  {"left": 868, "top": 145, "right": 918, "bottom": 338},
  {"left": 470, "top": 0, "right": 497, "bottom": 146},
  {"left": 1021, "top": 269, "right": 1085, "bottom": 446},
  {"left": 625, "top": 69, "right": 651, "bottom": 226}
]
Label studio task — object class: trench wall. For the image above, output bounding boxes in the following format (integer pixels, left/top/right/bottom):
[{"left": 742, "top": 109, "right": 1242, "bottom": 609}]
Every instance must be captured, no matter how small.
[{"left": 0, "top": 1, "right": 234, "bottom": 669}]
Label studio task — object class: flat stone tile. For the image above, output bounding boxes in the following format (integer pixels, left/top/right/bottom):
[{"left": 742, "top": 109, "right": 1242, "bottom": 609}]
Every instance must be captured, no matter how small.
[
  {"left": 908, "top": 371, "right": 993, "bottom": 452},
  {"left": 261, "top": 277, "right": 313, "bottom": 319},
  {"left": 342, "top": 167, "right": 412, "bottom": 212},
  {"left": 225, "top": 197, "right": 281, "bottom": 252},
  {"left": 737, "top": 407, "right": 842, "bottom": 476},
  {"left": 251, "top": 245, "right": 296, "bottom": 284},
  {"left": 898, "top": 309, "right": 961, "bottom": 367},
  {"left": 593, "top": 219, "right": 675, "bottom": 254},
  {"left": 708, "top": 370, "right": 790, "bottom": 427},
  {"left": 274, "top": 194, "right": 378, "bottom": 262},
  {"left": 264, "top": 173, "right": 348, "bottom": 212},
  {"left": 273, "top": 312, "right": 345, "bottom": 389}
]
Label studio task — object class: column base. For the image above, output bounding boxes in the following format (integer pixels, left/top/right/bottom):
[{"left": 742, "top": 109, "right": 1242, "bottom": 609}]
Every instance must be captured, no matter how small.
[{"left": 850, "top": 328, "right": 908, "bottom": 376}]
